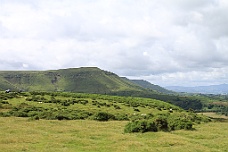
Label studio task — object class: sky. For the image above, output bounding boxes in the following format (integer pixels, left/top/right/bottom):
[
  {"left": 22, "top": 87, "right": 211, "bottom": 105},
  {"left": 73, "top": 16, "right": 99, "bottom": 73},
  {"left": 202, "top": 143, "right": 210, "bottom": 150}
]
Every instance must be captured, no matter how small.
[{"left": 1, "top": 0, "right": 228, "bottom": 87}]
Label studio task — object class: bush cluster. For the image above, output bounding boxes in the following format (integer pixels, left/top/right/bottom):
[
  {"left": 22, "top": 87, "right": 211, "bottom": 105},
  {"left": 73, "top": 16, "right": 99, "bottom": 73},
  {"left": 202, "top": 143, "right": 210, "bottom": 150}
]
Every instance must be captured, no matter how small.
[
  {"left": 124, "top": 120, "right": 157, "bottom": 133},
  {"left": 124, "top": 114, "right": 193, "bottom": 133},
  {"left": 26, "top": 94, "right": 89, "bottom": 106},
  {"left": 1, "top": 102, "right": 124, "bottom": 121},
  {"left": 92, "top": 112, "right": 115, "bottom": 121},
  {"left": 124, "top": 111, "right": 211, "bottom": 133}
]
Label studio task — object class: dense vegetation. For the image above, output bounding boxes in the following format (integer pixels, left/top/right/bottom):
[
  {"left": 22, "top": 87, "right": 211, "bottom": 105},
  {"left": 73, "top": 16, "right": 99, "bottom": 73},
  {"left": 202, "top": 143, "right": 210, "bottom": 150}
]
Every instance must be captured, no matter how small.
[{"left": 0, "top": 91, "right": 210, "bottom": 133}]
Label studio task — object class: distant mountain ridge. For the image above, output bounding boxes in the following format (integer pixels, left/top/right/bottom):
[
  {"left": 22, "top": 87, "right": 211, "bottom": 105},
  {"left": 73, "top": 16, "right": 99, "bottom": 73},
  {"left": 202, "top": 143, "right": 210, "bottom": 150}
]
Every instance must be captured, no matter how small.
[{"left": 166, "top": 84, "right": 228, "bottom": 94}]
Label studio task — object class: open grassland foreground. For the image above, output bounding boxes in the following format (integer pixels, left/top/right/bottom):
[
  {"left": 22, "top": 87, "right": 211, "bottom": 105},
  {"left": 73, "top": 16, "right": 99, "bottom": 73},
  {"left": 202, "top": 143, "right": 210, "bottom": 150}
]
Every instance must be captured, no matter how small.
[
  {"left": 0, "top": 91, "right": 227, "bottom": 151},
  {"left": 0, "top": 117, "right": 227, "bottom": 152}
]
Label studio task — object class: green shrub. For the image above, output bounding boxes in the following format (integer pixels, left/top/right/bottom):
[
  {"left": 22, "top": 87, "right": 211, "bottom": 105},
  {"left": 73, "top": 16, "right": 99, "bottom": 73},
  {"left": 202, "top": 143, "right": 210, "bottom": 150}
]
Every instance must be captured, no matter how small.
[
  {"left": 124, "top": 120, "right": 148, "bottom": 133},
  {"left": 115, "top": 114, "right": 129, "bottom": 121},
  {"left": 114, "top": 104, "right": 121, "bottom": 109},
  {"left": 61, "top": 100, "right": 71, "bottom": 106},
  {"left": 27, "top": 111, "right": 39, "bottom": 117},
  {"left": 28, "top": 115, "right": 40, "bottom": 121},
  {"left": 124, "top": 113, "right": 195, "bottom": 133},
  {"left": 134, "top": 108, "right": 140, "bottom": 112},
  {"left": 74, "top": 111, "right": 92, "bottom": 120},
  {"left": 26, "top": 97, "right": 33, "bottom": 101},
  {"left": 124, "top": 118, "right": 166, "bottom": 133},
  {"left": 124, "top": 120, "right": 158, "bottom": 133},
  {"left": 33, "top": 115, "right": 40, "bottom": 120},
  {"left": 146, "top": 120, "right": 158, "bottom": 132},
  {"left": 55, "top": 114, "right": 70, "bottom": 120},
  {"left": 12, "top": 111, "right": 28, "bottom": 117},
  {"left": 168, "top": 117, "right": 193, "bottom": 130},
  {"left": 0, "top": 112, "right": 11, "bottom": 117},
  {"left": 93, "top": 112, "right": 115, "bottom": 121},
  {"left": 152, "top": 116, "right": 169, "bottom": 131},
  {"left": 0, "top": 100, "right": 9, "bottom": 104},
  {"left": 38, "top": 111, "right": 56, "bottom": 120}
]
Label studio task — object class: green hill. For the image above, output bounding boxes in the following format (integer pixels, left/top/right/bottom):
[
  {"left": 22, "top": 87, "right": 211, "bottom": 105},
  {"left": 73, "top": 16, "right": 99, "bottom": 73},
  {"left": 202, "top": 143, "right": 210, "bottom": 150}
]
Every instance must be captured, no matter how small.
[{"left": 0, "top": 67, "right": 146, "bottom": 93}]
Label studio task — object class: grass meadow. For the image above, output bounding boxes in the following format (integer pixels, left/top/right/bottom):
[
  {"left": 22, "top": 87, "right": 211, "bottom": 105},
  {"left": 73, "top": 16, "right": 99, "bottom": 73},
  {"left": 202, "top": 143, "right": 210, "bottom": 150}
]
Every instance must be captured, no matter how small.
[{"left": 0, "top": 117, "right": 227, "bottom": 152}]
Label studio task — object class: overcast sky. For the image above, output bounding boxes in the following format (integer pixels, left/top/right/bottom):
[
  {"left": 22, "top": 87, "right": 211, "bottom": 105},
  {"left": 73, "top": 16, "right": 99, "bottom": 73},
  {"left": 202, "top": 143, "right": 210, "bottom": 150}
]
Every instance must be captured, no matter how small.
[{"left": 1, "top": 0, "right": 228, "bottom": 87}]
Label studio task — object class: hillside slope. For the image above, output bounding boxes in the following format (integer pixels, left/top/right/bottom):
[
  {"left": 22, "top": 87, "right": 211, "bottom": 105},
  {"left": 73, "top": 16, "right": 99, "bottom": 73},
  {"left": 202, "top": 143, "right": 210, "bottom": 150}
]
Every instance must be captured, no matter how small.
[
  {"left": 0, "top": 67, "right": 146, "bottom": 94},
  {"left": 130, "top": 79, "right": 174, "bottom": 94}
]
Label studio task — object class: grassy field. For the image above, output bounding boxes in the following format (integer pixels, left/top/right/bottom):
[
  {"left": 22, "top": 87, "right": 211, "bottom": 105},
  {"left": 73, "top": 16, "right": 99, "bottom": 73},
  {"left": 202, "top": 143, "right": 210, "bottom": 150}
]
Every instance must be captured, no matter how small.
[
  {"left": 0, "top": 92, "right": 227, "bottom": 151},
  {"left": 201, "top": 112, "right": 228, "bottom": 120},
  {"left": 0, "top": 117, "right": 227, "bottom": 152}
]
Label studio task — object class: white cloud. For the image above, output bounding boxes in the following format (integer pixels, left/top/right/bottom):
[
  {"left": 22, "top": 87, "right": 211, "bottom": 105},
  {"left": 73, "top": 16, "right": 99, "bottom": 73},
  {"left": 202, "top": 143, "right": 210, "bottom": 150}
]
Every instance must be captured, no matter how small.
[{"left": 1, "top": 0, "right": 228, "bottom": 87}]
